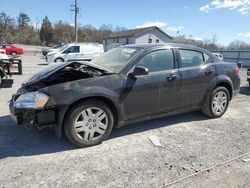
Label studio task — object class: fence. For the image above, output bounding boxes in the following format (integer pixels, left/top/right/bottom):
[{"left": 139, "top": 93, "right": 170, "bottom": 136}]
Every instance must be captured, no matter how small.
[{"left": 211, "top": 50, "right": 250, "bottom": 67}]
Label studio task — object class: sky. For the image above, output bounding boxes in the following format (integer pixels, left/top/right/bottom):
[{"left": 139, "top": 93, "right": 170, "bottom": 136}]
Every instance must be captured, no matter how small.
[{"left": 1, "top": 0, "right": 250, "bottom": 45}]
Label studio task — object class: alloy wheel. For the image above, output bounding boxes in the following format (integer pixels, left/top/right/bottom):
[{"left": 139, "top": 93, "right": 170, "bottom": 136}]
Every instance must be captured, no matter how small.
[
  {"left": 74, "top": 107, "right": 108, "bottom": 142},
  {"left": 212, "top": 91, "right": 228, "bottom": 116}
]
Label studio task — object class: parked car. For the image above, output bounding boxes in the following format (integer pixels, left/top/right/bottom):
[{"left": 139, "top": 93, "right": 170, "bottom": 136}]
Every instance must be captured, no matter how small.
[
  {"left": 0, "top": 49, "right": 6, "bottom": 54},
  {"left": 46, "top": 43, "right": 104, "bottom": 63},
  {"left": 42, "top": 44, "right": 65, "bottom": 56},
  {"left": 9, "top": 43, "right": 240, "bottom": 147},
  {"left": 0, "top": 44, "right": 24, "bottom": 56}
]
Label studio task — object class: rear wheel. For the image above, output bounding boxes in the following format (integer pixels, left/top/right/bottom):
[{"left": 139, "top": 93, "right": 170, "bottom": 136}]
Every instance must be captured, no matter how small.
[
  {"left": 202, "top": 86, "right": 230, "bottom": 118},
  {"left": 63, "top": 100, "right": 114, "bottom": 147}
]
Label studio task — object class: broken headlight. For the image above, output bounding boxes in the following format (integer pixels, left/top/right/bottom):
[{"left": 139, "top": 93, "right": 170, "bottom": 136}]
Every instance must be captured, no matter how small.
[{"left": 14, "top": 91, "right": 49, "bottom": 110}]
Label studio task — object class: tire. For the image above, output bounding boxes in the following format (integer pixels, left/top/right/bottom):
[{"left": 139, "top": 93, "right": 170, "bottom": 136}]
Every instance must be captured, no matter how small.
[
  {"left": 202, "top": 86, "right": 230, "bottom": 118},
  {"left": 63, "top": 100, "right": 114, "bottom": 147},
  {"left": 0, "top": 76, "right": 2, "bottom": 86},
  {"left": 11, "top": 51, "right": 17, "bottom": 56},
  {"left": 54, "top": 58, "right": 64, "bottom": 62}
]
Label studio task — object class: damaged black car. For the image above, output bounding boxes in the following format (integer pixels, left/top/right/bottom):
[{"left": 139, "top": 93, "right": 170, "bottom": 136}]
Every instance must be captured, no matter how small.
[{"left": 9, "top": 44, "right": 240, "bottom": 147}]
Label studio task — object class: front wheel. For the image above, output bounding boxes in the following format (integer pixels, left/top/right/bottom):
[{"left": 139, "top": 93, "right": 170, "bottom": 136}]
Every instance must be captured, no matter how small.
[
  {"left": 202, "top": 86, "right": 230, "bottom": 118},
  {"left": 11, "top": 51, "right": 17, "bottom": 56},
  {"left": 63, "top": 100, "right": 114, "bottom": 147},
  {"left": 54, "top": 58, "right": 64, "bottom": 62}
]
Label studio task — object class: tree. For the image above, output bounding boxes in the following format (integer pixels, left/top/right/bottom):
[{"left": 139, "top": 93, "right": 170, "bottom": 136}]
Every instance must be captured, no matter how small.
[
  {"left": 0, "top": 12, "right": 14, "bottom": 30},
  {"left": 17, "top": 12, "right": 30, "bottom": 28},
  {"left": 53, "top": 20, "right": 74, "bottom": 43},
  {"left": 40, "top": 16, "right": 54, "bottom": 45}
]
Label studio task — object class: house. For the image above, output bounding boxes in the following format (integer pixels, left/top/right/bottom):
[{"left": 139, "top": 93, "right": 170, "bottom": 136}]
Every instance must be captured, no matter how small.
[{"left": 103, "top": 26, "right": 173, "bottom": 51}]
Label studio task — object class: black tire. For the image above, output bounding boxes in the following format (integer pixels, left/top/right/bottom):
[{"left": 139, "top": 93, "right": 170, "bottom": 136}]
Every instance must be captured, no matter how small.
[
  {"left": 63, "top": 100, "right": 114, "bottom": 147},
  {"left": 202, "top": 86, "right": 230, "bottom": 118},
  {"left": 0, "top": 76, "right": 2, "bottom": 86},
  {"left": 11, "top": 51, "right": 17, "bottom": 56},
  {"left": 54, "top": 58, "right": 64, "bottom": 62}
]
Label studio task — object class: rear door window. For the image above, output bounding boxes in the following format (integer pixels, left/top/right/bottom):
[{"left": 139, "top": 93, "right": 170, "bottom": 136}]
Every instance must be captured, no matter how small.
[{"left": 179, "top": 50, "right": 205, "bottom": 68}]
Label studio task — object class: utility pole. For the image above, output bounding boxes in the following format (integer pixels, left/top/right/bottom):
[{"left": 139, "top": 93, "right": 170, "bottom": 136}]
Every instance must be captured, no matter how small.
[{"left": 71, "top": 0, "right": 80, "bottom": 43}]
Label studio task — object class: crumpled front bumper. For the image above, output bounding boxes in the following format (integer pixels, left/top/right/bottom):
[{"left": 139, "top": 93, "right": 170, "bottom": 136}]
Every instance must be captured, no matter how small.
[{"left": 9, "top": 96, "right": 57, "bottom": 129}]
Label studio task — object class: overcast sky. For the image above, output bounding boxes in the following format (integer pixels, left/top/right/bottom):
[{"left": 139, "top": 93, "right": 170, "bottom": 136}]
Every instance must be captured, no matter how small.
[{"left": 1, "top": 0, "right": 250, "bottom": 45}]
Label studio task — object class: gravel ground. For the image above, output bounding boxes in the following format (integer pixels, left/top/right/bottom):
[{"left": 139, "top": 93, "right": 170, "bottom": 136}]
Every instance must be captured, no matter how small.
[{"left": 0, "top": 54, "right": 250, "bottom": 188}]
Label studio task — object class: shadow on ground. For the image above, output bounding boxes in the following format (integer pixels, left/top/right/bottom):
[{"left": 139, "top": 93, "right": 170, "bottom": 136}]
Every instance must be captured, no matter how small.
[
  {"left": 0, "top": 111, "right": 207, "bottom": 159},
  {"left": 240, "top": 86, "right": 250, "bottom": 96},
  {"left": 0, "top": 79, "right": 14, "bottom": 88}
]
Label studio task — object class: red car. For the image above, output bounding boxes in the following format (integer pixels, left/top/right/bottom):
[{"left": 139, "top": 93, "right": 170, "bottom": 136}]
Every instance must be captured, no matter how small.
[{"left": 0, "top": 44, "right": 24, "bottom": 56}]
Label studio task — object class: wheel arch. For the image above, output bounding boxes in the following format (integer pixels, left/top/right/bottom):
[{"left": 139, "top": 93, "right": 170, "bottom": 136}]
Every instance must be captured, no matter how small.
[
  {"left": 67, "top": 96, "right": 119, "bottom": 124},
  {"left": 56, "top": 96, "right": 120, "bottom": 139},
  {"left": 216, "top": 81, "right": 233, "bottom": 100},
  {"left": 54, "top": 57, "right": 65, "bottom": 62},
  {"left": 202, "top": 76, "right": 233, "bottom": 110}
]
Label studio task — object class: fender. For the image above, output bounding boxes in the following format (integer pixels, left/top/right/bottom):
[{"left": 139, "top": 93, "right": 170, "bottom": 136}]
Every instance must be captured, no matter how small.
[
  {"left": 42, "top": 84, "right": 122, "bottom": 139},
  {"left": 202, "top": 74, "right": 233, "bottom": 108}
]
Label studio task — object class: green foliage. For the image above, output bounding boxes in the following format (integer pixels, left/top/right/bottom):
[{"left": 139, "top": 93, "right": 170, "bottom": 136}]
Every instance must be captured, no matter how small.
[
  {"left": 0, "top": 11, "right": 249, "bottom": 50},
  {"left": 0, "top": 11, "right": 127, "bottom": 46},
  {"left": 17, "top": 12, "right": 30, "bottom": 28},
  {"left": 40, "top": 16, "right": 54, "bottom": 45}
]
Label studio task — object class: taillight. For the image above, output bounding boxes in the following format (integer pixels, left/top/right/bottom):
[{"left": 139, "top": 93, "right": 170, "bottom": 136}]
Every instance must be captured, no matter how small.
[{"left": 236, "top": 66, "right": 240, "bottom": 76}]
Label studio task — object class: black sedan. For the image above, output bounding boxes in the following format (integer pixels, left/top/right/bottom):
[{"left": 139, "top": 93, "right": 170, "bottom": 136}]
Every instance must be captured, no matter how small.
[{"left": 10, "top": 44, "right": 240, "bottom": 147}]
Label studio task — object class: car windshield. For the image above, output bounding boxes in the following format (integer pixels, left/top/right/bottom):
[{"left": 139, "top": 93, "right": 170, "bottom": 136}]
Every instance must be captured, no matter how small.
[
  {"left": 59, "top": 45, "right": 69, "bottom": 51},
  {"left": 91, "top": 47, "right": 142, "bottom": 73},
  {"left": 53, "top": 44, "right": 63, "bottom": 49}
]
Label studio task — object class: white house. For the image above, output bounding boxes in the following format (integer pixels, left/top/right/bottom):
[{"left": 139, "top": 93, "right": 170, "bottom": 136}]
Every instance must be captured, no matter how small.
[{"left": 103, "top": 26, "right": 173, "bottom": 51}]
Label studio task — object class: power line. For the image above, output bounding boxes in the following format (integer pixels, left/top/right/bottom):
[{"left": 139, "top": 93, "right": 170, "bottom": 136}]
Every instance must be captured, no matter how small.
[{"left": 70, "top": 0, "right": 80, "bottom": 42}]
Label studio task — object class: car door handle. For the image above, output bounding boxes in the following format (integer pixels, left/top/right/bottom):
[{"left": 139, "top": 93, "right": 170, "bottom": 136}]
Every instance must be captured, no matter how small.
[
  {"left": 166, "top": 74, "right": 177, "bottom": 81},
  {"left": 204, "top": 69, "right": 213, "bottom": 75}
]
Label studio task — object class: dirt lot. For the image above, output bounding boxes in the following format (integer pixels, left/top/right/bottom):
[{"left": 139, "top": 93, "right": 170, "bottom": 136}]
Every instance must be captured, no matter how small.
[{"left": 0, "top": 54, "right": 250, "bottom": 188}]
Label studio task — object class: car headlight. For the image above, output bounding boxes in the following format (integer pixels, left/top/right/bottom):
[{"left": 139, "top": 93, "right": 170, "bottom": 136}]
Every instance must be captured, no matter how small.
[{"left": 14, "top": 91, "right": 49, "bottom": 109}]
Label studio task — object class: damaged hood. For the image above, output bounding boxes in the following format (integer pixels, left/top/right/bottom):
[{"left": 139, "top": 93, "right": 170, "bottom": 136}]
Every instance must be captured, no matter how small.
[{"left": 23, "top": 61, "right": 112, "bottom": 86}]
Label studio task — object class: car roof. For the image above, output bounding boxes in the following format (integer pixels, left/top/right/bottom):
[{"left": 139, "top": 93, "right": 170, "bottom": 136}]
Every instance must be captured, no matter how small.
[
  {"left": 67, "top": 43, "right": 102, "bottom": 46},
  {"left": 121, "top": 43, "right": 210, "bottom": 53}
]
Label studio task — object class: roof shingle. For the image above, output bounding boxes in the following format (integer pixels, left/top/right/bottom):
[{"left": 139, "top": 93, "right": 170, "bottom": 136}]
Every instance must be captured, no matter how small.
[{"left": 104, "top": 26, "right": 172, "bottom": 39}]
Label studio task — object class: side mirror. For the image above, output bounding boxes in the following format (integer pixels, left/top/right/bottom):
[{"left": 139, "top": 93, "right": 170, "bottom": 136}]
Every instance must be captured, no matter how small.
[{"left": 129, "top": 66, "right": 149, "bottom": 77}]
